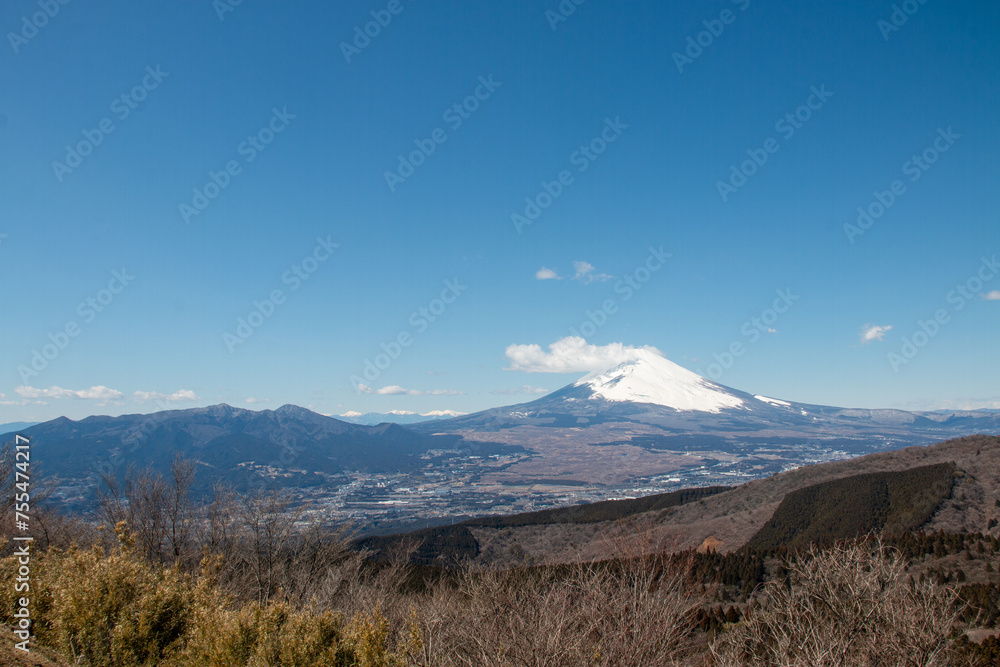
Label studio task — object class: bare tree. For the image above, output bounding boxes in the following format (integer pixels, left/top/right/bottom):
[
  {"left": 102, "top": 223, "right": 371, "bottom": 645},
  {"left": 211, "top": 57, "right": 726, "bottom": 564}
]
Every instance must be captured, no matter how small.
[
  {"left": 98, "top": 458, "right": 195, "bottom": 564},
  {"left": 202, "top": 481, "right": 238, "bottom": 561},
  {"left": 709, "top": 537, "right": 969, "bottom": 666},
  {"left": 166, "top": 454, "right": 196, "bottom": 562},
  {"left": 234, "top": 490, "right": 300, "bottom": 606},
  {"left": 424, "top": 555, "right": 704, "bottom": 667}
]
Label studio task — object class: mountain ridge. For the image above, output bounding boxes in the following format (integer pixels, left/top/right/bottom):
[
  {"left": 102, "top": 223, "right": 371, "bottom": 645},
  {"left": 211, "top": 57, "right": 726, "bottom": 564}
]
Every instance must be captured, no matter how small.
[{"left": 5, "top": 352, "right": 999, "bottom": 526}]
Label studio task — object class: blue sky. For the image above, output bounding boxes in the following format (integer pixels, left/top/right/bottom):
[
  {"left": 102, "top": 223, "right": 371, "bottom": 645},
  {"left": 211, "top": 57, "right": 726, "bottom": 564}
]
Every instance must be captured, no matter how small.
[{"left": 2, "top": 0, "right": 998, "bottom": 422}]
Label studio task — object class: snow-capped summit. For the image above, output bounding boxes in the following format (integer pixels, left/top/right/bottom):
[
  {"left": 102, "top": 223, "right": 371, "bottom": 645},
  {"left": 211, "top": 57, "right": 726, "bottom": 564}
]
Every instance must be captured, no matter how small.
[
  {"left": 573, "top": 348, "right": 746, "bottom": 413},
  {"left": 408, "top": 346, "right": 1000, "bottom": 451}
]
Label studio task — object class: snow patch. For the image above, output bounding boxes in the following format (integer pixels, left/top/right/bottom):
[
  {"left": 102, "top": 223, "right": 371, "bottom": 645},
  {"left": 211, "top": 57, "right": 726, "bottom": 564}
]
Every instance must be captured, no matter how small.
[{"left": 754, "top": 395, "right": 791, "bottom": 407}]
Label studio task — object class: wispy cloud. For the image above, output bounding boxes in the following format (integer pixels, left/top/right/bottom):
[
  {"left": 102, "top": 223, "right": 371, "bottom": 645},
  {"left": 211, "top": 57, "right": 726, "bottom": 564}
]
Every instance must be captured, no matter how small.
[
  {"left": 859, "top": 324, "right": 893, "bottom": 344},
  {"left": 572, "top": 260, "right": 612, "bottom": 283},
  {"left": 504, "top": 336, "right": 661, "bottom": 373},
  {"left": 491, "top": 385, "right": 550, "bottom": 395},
  {"left": 535, "top": 262, "right": 612, "bottom": 283},
  {"left": 0, "top": 392, "right": 45, "bottom": 407},
  {"left": 245, "top": 397, "right": 269, "bottom": 404},
  {"left": 133, "top": 389, "right": 200, "bottom": 403},
  {"left": 982, "top": 290, "right": 1000, "bottom": 301},
  {"left": 15, "top": 385, "right": 123, "bottom": 401},
  {"left": 357, "top": 384, "right": 464, "bottom": 396}
]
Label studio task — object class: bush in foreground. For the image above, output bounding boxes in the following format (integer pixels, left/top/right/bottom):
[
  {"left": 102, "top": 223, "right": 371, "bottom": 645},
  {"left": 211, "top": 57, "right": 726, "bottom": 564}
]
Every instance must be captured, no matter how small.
[{"left": 709, "top": 539, "right": 968, "bottom": 666}]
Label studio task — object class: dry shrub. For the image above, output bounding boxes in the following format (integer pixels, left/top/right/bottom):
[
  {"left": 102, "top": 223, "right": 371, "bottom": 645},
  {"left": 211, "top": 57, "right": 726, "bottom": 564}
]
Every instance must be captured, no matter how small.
[
  {"left": 415, "top": 556, "right": 703, "bottom": 667},
  {"left": 0, "top": 542, "right": 194, "bottom": 665},
  {"left": 173, "top": 602, "right": 418, "bottom": 667},
  {"left": 0, "top": 524, "right": 418, "bottom": 667},
  {"left": 178, "top": 602, "right": 343, "bottom": 666},
  {"left": 709, "top": 538, "right": 968, "bottom": 666}
]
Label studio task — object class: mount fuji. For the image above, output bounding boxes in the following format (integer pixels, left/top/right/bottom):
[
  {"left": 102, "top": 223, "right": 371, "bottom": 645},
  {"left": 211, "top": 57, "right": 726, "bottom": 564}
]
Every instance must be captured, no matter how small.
[
  {"left": 410, "top": 349, "right": 1000, "bottom": 484},
  {"left": 569, "top": 350, "right": 747, "bottom": 413}
]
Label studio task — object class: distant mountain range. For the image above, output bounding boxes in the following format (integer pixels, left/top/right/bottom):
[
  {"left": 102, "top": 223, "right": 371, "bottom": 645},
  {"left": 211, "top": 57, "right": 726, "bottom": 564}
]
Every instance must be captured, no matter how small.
[
  {"left": 1, "top": 404, "right": 515, "bottom": 512},
  {"left": 3, "top": 350, "right": 997, "bottom": 517},
  {"left": 0, "top": 421, "right": 38, "bottom": 434},
  {"left": 336, "top": 410, "right": 466, "bottom": 426}
]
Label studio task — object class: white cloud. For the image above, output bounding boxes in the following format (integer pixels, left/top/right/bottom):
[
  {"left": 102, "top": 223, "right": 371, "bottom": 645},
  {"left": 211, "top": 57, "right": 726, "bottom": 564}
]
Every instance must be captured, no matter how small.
[
  {"left": 133, "top": 389, "right": 200, "bottom": 403},
  {"left": 245, "top": 397, "right": 269, "bottom": 404},
  {"left": 357, "top": 384, "right": 464, "bottom": 396},
  {"left": 572, "top": 260, "right": 612, "bottom": 283},
  {"left": 860, "top": 324, "right": 893, "bottom": 344},
  {"left": 491, "top": 385, "right": 550, "bottom": 395},
  {"left": 504, "top": 336, "right": 662, "bottom": 373},
  {"left": 982, "top": 291, "right": 1000, "bottom": 301},
  {"left": 535, "top": 267, "right": 560, "bottom": 280},
  {"left": 16, "top": 385, "right": 123, "bottom": 401},
  {"left": 0, "top": 392, "right": 46, "bottom": 407}
]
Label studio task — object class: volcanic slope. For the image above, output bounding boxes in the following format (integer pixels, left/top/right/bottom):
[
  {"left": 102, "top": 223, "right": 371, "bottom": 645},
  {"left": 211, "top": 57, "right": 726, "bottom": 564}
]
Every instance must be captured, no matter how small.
[{"left": 410, "top": 350, "right": 1000, "bottom": 487}]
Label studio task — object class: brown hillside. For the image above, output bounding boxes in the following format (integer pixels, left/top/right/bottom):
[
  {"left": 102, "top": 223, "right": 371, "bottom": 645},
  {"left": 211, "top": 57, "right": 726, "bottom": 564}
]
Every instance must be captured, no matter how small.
[{"left": 467, "top": 434, "right": 1000, "bottom": 567}]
